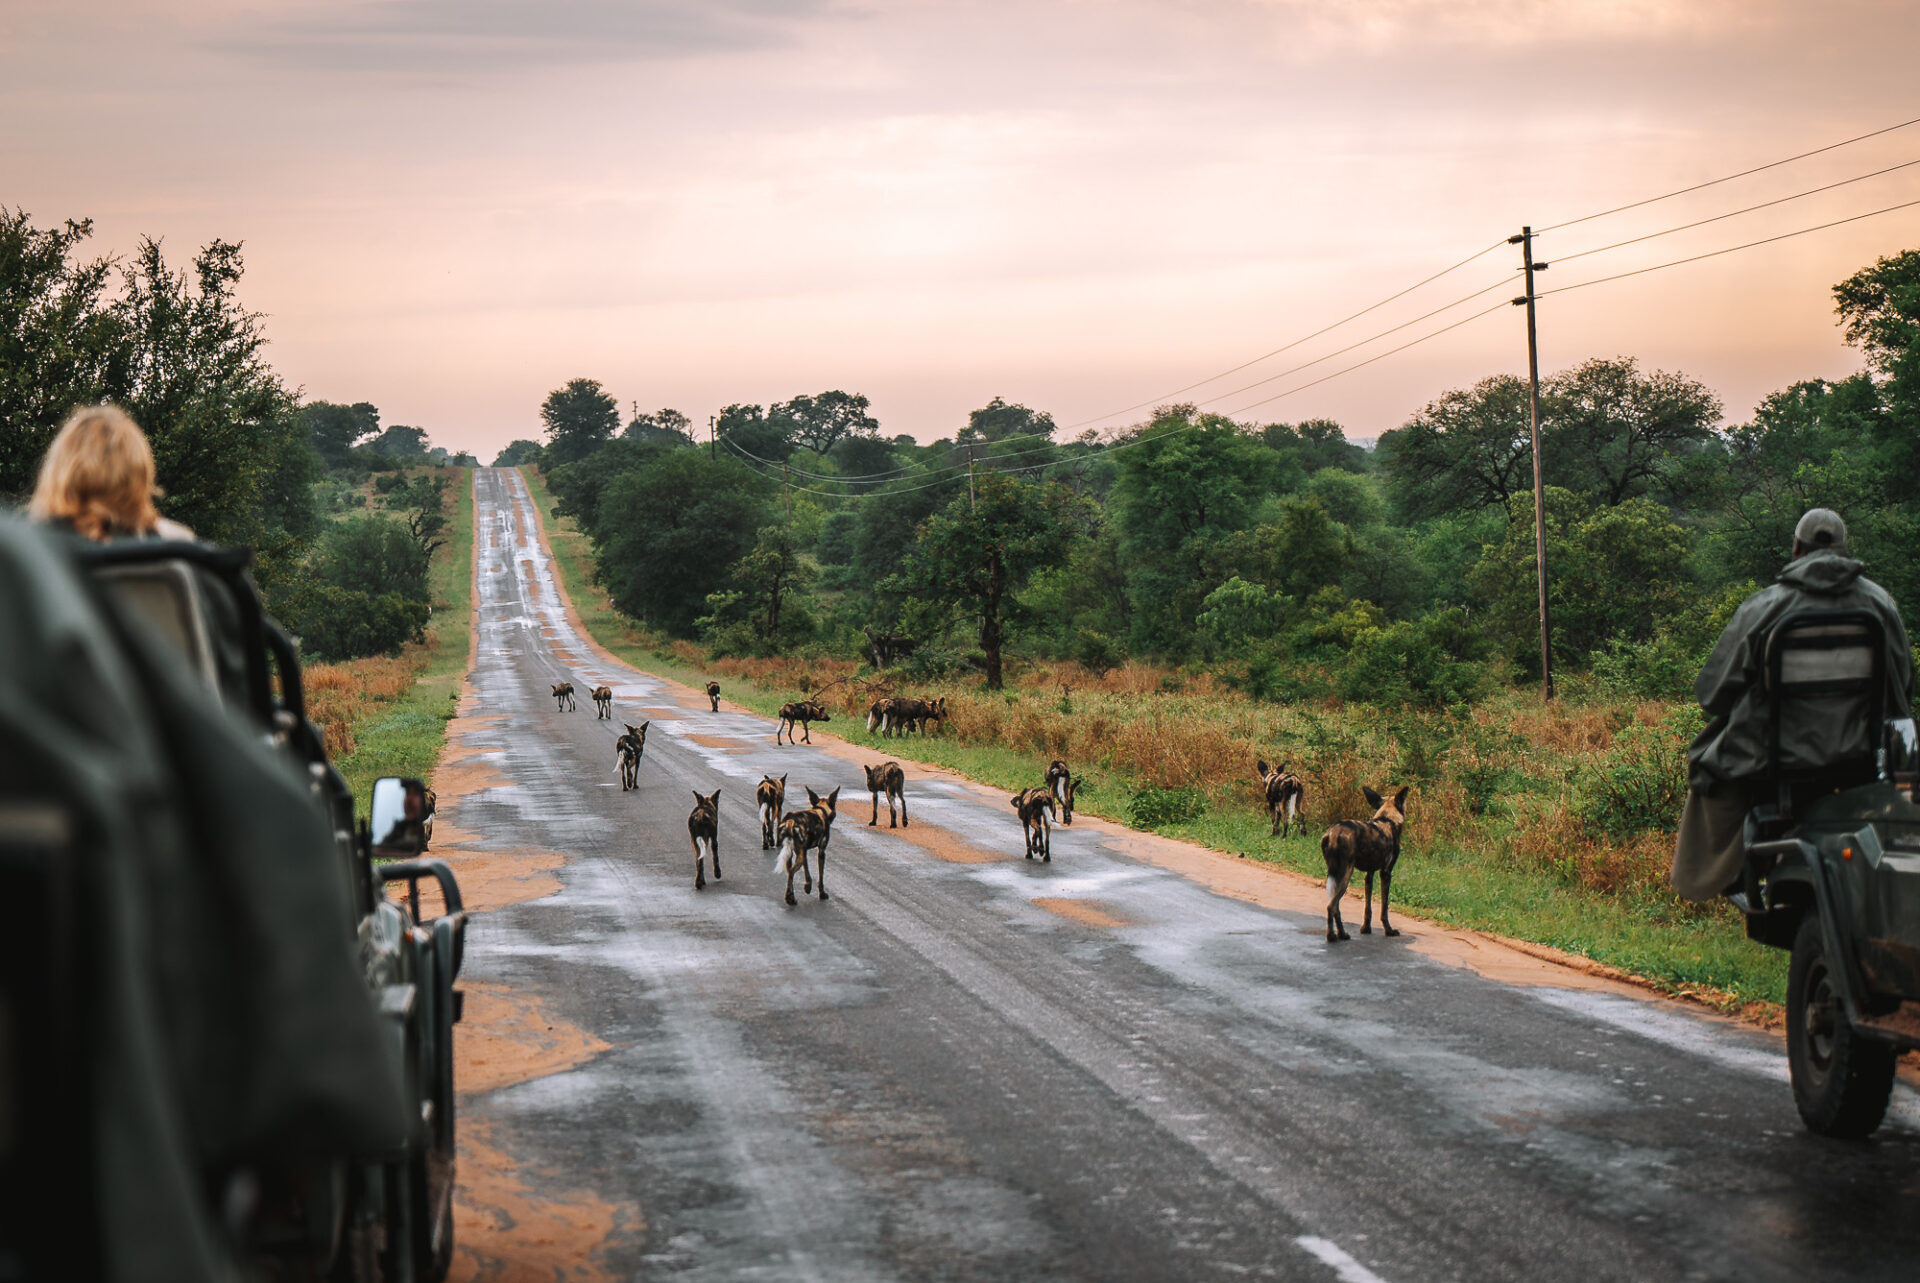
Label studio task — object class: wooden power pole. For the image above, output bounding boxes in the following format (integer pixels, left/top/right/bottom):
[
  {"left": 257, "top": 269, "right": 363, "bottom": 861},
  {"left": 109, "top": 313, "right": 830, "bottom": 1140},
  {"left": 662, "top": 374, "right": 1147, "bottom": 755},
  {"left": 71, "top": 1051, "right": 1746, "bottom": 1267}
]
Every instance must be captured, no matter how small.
[
  {"left": 967, "top": 442, "right": 977, "bottom": 512},
  {"left": 709, "top": 414, "right": 716, "bottom": 461},
  {"left": 1511, "top": 226, "right": 1554, "bottom": 702}
]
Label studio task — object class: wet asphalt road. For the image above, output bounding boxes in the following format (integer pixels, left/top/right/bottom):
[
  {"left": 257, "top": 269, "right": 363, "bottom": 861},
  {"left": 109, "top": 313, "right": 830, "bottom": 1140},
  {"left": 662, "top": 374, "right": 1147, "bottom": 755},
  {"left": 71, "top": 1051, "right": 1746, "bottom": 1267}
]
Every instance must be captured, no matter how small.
[{"left": 451, "top": 467, "right": 1920, "bottom": 1281}]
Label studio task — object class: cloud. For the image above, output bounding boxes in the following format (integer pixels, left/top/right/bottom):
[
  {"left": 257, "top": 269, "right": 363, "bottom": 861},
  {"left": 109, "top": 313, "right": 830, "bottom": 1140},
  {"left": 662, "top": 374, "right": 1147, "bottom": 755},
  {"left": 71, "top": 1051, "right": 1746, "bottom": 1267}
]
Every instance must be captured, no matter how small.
[{"left": 219, "top": 0, "right": 826, "bottom": 74}]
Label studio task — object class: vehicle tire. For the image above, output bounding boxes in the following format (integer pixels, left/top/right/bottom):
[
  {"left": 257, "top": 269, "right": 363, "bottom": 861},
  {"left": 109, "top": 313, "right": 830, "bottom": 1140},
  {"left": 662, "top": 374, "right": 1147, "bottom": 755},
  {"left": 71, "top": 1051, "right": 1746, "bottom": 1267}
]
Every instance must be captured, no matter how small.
[
  {"left": 410, "top": 1145, "right": 455, "bottom": 1283},
  {"left": 1787, "top": 914, "right": 1896, "bottom": 1138}
]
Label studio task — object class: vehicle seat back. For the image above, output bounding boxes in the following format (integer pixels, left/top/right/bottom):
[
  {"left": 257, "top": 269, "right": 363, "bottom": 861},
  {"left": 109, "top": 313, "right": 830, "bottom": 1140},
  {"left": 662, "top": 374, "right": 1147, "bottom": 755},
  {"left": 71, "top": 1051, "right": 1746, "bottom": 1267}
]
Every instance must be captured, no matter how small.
[
  {"left": 91, "top": 560, "right": 221, "bottom": 698},
  {"left": 1764, "top": 609, "right": 1886, "bottom": 816}
]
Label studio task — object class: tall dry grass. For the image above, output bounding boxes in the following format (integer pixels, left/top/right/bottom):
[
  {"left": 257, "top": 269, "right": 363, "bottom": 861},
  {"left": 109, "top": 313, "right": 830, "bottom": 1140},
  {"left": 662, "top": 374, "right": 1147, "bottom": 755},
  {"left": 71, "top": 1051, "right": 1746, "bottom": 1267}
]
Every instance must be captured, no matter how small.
[{"left": 306, "top": 654, "right": 422, "bottom": 757}]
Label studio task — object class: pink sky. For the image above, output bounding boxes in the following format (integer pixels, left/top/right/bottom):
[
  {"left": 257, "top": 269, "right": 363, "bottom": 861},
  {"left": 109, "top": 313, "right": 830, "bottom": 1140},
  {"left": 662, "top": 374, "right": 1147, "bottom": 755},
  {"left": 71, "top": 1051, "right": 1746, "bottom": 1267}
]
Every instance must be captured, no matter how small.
[{"left": 6, "top": 1, "right": 1919, "bottom": 460}]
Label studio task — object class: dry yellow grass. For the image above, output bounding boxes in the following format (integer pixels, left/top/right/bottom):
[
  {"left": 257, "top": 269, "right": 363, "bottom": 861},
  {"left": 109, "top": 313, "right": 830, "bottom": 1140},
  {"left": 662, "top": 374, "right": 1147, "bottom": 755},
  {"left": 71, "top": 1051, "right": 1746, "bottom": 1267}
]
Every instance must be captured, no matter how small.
[{"left": 306, "top": 650, "right": 427, "bottom": 757}]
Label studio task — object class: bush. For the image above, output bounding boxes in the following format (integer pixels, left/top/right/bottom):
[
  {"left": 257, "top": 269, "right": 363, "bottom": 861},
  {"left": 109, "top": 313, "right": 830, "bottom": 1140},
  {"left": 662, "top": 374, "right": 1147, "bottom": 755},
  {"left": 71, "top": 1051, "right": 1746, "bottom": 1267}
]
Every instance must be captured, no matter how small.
[
  {"left": 1591, "top": 630, "right": 1701, "bottom": 700},
  {"left": 1571, "top": 707, "right": 1701, "bottom": 839},
  {"left": 1338, "top": 609, "right": 1488, "bottom": 708},
  {"left": 291, "top": 584, "right": 429, "bottom": 661},
  {"left": 1128, "top": 786, "right": 1207, "bottom": 829},
  {"left": 1073, "top": 629, "right": 1122, "bottom": 676}
]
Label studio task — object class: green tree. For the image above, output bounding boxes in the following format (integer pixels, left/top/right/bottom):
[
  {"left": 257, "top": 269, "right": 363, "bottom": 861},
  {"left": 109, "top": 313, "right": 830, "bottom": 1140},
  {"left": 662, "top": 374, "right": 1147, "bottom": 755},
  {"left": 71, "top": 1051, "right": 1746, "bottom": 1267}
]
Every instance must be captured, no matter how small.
[
  {"left": 716, "top": 402, "right": 795, "bottom": 463},
  {"left": 1542, "top": 356, "right": 1721, "bottom": 506},
  {"left": 493, "top": 439, "right": 544, "bottom": 467},
  {"left": 1833, "top": 248, "right": 1920, "bottom": 495},
  {"left": 699, "top": 525, "right": 817, "bottom": 654},
  {"left": 366, "top": 423, "right": 430, "bottom": 460},
  {"left": 1378, "top": 374, "right": 1533, "bottom": 522},
  {"left": 624, "top": 406, "right": 694, "bottom": 446},
  {"left": 771, "top": 390, "right": 879, "bottom": 454},
  {"left": 593, "top": 451, "right": 775, "bottom": 634},
  {"left": 891, "top": 473, "right": 1086, "bottom": 688},
  {"left": 1261, "top": 417, "right": 1369, "bottom": 478},
  {"left": 540, "top": 378, "right": 619, "bottom": 466},
  {"left": 958, "top": 396, "right": 1056, "bottom": 444},
  {"left": 0, "top": 209, "right": 117, "bottom": 499},
  {"left": 300, "top": 400, "right": 380, "bottom": 468}
]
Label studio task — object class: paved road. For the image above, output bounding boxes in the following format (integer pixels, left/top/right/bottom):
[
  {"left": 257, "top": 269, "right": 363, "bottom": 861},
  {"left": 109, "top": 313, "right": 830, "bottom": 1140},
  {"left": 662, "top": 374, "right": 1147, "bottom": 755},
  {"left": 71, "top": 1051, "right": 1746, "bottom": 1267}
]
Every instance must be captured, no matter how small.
[{"left": 446, "top": 467, "right": 1919, "bottom": 1282}]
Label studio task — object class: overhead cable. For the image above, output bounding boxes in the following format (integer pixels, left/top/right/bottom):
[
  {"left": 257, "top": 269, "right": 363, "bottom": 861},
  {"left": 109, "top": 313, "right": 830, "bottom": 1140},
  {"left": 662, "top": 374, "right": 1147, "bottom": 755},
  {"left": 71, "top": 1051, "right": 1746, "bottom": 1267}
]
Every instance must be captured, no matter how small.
[
  {"left": 1539, "top": 195, "right": 1920, "bottom": 298},
  {"left": 1540, "top": 114, "right": 1920, "bottom": 233}
]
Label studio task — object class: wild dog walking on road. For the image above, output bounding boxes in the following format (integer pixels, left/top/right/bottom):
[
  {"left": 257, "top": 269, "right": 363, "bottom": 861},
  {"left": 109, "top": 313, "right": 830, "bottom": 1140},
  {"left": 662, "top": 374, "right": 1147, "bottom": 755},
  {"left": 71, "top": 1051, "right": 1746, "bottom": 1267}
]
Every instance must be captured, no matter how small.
[
  {"left": 615, "top": 722, "right": 649, "bottom": 791},
  {"left": 757, "top": 773, "right": 788, "bottom": 849},
  {"left": 864, "top": 760, "right": 907, "bottom": 828},
  {"left": 775, "top": 699, "right": 830, "bottom": 745},
  {"left": 592, "top": 684, "right": 613, "bottom": 719},
  {"left": 706, "top": 681, "right": 721, "bottom": 712},
  {"left": 1012, "top": 787, "right": 1056, "bottom": 862},
  {"left": 1045, "top": 760, "right": 1076, "bottom": 825},
  {"left": 550, "top": 682, "right": 576, "bottom": 712},
  {"left": 1320, "top": 785, "right": 1410, "bottom": 942},
  {"left": 778, "top": 786, "right": 841, "bottom": 905},
  {"left": 689, "top": 789, "right": 722, "bottom": 889},
  {"left": 1256, "top": 760, "right": 1305, "bottom": 837}
]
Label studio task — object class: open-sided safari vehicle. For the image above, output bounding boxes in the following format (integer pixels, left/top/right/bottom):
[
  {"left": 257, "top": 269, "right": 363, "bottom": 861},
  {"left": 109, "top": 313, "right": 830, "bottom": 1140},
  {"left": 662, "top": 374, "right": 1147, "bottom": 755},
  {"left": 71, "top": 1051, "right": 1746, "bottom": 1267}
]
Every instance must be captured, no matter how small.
[
  {"left": 1731, "top": 609, "right": 1920, "bottom": 1138},
  {"left": 0, "top": 522, "right": 466, "bottom": 1281}
]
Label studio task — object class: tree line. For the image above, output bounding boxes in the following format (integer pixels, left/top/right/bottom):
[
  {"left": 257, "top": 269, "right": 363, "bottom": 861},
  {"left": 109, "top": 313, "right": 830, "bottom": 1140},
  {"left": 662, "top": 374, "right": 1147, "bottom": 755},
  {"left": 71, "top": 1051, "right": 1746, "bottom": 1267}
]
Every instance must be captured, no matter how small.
[
  {"left": 2, "top": 207, "right": 473, "bottom": 661},
  {"left": 526, "top": 248, "right": 1920, "bottom": 705}
]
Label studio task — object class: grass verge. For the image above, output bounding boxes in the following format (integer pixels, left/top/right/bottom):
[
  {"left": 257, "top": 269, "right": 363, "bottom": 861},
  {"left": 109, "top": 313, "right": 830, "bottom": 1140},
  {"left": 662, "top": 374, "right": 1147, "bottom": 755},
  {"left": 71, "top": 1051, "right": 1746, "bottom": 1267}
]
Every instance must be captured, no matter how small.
[
  {"left": 308, "top": 467, "right": 475, "bottom": 819},
  {"left": 518, "top": 465, "right": 1786, "bottom": 1017}
]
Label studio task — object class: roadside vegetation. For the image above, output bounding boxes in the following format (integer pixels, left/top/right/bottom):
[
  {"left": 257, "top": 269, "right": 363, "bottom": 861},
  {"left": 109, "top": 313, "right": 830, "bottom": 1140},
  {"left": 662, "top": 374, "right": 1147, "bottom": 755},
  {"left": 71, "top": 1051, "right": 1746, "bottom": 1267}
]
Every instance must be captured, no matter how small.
[
  {"left": 513, "top": 248, "right": 1920, "bottom": 1016},
  {"left": 2, "top": 206, "right": 482, "bottom": 814}
]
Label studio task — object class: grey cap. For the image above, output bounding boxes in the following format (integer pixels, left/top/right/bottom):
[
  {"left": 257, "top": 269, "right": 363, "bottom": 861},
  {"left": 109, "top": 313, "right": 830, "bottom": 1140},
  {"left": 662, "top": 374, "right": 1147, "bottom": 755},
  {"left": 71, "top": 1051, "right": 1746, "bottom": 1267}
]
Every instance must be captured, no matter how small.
[{"left": 1794, "top": 508, "right": 1848, "bottom": 552}]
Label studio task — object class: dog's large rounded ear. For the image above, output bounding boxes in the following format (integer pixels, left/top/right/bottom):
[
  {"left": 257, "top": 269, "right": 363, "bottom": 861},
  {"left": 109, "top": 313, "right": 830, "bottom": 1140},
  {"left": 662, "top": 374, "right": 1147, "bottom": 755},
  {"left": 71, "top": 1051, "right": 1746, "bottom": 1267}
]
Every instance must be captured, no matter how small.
[
  {"left": 1257, "top": 758, "right": 1270, "bottom": 777},
  {"left": 1277, "top": 762, "right": 1288, "bottom": 775},
  {"left": 807, "top": 787, "right": 822, "bottom": 805},
  {"left": 692, "top": 790, "right": 706, "bottom": 806},
  {"left": 779, "top": 773, "right": 787, "bottom": 785},
  {"left": 1363, "top": 785, "right": 1384, "bottom": 809},
  {"left": 640, "top": 721, "right": 650, "bottom": 732},
  {"left": 1394, "top": 785, "right": 1410, "bottom": 811},
  {"left": 826, "top": 786, "right": 840, "bottom": 803}
]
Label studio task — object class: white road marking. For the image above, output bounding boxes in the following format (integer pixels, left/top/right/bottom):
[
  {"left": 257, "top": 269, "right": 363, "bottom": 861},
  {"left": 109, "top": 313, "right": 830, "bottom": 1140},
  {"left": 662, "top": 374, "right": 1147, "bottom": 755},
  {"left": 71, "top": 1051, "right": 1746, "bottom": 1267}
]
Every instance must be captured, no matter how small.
[{"left": 1296, "top": 1235, "right": 1391, "bottom": 1282}]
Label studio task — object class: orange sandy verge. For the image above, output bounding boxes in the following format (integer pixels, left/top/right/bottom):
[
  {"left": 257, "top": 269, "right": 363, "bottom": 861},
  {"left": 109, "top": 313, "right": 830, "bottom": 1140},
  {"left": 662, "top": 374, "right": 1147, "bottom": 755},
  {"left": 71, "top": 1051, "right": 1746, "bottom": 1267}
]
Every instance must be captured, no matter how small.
[
  {"left": 1033, "top": 897, "right": 1130, "bottom": 928},
  {"left": 455, "top": 982, "right": 611, "bottom": 1096},
  {"left": 452, "top": 1118, "right": 630, "bottom": 1283}
]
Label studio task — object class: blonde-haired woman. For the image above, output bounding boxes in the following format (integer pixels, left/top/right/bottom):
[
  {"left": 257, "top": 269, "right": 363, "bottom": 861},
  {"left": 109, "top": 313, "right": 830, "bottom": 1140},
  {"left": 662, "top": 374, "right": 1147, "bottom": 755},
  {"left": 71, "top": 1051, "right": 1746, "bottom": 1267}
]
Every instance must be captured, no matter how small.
[{"left": 27, "top": 404, "right": 193, "bottom": 541}]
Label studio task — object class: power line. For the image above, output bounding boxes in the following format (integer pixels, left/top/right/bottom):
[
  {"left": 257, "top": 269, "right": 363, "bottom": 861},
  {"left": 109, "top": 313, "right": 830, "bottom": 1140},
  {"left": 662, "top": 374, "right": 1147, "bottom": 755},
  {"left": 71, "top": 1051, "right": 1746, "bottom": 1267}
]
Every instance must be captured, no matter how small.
[
  {"left": 1551, "top": 155, "right": 1920, "bottom": 265},
  {"left": 1054, "top": 238, "right": 1510, "bottom": 433},
  {"left": 1540, "top": 114, "right": 1920, "bottom": 233},
  {"left": 1222, "top": 299, "right": 1511, "bottom": 417},
  {"left": 1539, "top": 194, "right": 1920, "bottom": 299},
  {"left": 719, "top": 435, "right": 915, "bottom": 481}
]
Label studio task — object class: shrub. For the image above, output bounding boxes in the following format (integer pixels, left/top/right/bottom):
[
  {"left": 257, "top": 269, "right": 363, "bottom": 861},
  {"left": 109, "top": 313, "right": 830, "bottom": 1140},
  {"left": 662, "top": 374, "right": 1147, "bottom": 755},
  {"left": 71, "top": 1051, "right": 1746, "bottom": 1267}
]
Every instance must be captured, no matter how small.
[
  {"left": 1571, "top": 706, "right": 1700, "bottom": 839},
  {"left": 1128, "top": 786, "right": 1206, "bottom": 829},
  {"left": 1338, "top": 610, "right": 1488, "bottom": 708},
  {"left": 291, "top": 584, "right": 429, "bottom": 661},
  {"left": 1074, "top": 629, "right": 1123, "bottom": 676},
  {"left": 1591, "top": 630, "right": 1701, "bottom": 700}
]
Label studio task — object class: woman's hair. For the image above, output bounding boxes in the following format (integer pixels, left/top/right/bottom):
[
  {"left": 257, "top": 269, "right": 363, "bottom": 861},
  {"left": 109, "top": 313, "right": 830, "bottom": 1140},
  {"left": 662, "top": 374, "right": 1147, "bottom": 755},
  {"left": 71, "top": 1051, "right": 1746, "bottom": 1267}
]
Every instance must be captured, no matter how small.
[{"left": 27, "top": 405, "right": 164, "bottom": 541}]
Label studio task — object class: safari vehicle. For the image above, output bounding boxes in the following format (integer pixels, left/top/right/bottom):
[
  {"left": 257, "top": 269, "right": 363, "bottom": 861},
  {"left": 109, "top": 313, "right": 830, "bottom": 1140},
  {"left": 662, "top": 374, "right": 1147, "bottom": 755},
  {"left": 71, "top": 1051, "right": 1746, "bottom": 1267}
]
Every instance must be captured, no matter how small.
[
  {"left": 0, "top": 521, "right": 466, "bottom": 1281},
  {"left": 1730, "top": 609, "right": 1920, "bottom": 1138}
]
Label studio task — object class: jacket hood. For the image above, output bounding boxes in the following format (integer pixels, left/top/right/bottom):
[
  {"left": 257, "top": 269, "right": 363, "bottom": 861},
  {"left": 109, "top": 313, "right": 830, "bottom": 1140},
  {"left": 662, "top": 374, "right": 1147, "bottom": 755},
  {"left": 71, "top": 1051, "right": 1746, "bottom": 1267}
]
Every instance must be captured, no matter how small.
[{"left": 1777, "top": 548, "right": 1865, "bottom": 595}]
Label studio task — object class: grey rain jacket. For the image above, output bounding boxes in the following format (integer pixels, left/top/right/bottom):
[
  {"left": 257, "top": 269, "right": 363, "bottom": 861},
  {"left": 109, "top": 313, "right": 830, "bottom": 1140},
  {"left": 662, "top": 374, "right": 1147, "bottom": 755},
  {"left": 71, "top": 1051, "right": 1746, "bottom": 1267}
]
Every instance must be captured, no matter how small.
[{"left": 1688, "top": 549, "right": 1913, "bottom": 793}]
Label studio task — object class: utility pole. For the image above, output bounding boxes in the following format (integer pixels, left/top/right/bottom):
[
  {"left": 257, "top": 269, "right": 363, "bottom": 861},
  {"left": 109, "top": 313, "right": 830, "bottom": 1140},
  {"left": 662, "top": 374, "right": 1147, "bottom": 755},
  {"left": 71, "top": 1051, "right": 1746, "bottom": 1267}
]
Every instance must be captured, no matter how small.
[
  {"left": 967, "top": 442, "right": 977, "bottom": 512},
  {"left": 709, "top": 414, "right": 716, "bottom": 461},
  {"left": 1510, "top": 226, "right": 1554, "bottom": 702}
]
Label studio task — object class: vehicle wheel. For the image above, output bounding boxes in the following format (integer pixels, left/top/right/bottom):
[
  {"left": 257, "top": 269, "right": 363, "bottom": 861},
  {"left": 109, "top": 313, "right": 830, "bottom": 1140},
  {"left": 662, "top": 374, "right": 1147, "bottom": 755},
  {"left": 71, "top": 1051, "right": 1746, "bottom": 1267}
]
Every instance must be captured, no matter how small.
[
  {"left": 410, "top": 1145, "right": 456, "bottom": 1283},
  {"left": 1787, "top": 914, "right": 1896, "bottom": 1138}
]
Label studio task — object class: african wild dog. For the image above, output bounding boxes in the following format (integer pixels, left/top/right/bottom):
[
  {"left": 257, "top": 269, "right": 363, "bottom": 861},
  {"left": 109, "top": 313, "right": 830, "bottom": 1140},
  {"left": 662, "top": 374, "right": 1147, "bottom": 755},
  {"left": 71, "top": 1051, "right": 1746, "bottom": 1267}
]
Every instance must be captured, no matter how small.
[
  {"left": 1320, "top": 785, "right": 1410, "bottom": 943},
  {"left": 1256, "top": 759, "right": 1305, "bottom": 838},
  {"left": 921, "top": 696, "right": 949, "bottom": 734},
  {"left": 551, "top": 682, "right": 576, "bottom": 712},
  {"left": 864, "top": 760, "right": 907, "bottom": 828},
  {"left": 777, "top": 786, "right": 841, "bottom": 905},
  {"left": 1045, "top": 760, "right": 1076, "bottom": 825},
  {"left": 706, "top": 681, "right": 721, "bottom": 712},
  {"left": 592, "top": 684, "right": 614, "bottom": 719},
  {"left": 1011, "top": 787, "right": 1056, "bottom": 861},
  {"left": 775, "top": 699, "right": 830, "bottom": 745},
  {"left": 615, "top": 722, "right": 649, "bottom": 791},
  {"left": 689, "top": 789, "right": 721, "bottom": 889},
  {"left": 866, "top": 697, "right": 896, "bottom": 735},
  {"left": 757, "top": 773, "right": 788, "bottom": 849}
]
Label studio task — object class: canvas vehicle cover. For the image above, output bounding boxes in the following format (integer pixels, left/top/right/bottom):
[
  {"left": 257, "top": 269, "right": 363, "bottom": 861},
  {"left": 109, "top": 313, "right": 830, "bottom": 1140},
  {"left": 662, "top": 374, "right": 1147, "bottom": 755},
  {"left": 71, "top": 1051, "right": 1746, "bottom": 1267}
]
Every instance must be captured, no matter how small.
[{"left": 0, "top": 516, "right": 408, "bottom": 1281}]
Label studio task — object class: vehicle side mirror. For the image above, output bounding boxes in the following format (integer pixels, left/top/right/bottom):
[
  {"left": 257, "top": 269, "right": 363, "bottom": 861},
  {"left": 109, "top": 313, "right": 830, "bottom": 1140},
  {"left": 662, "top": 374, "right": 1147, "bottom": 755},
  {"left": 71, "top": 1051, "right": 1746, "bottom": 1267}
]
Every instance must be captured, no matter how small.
[
  {"left": 1883, "top": 717, "right": 1918, "bottom": 796},
  {"left": 370, "top": 776, "right": 433, "bottom": 857}
]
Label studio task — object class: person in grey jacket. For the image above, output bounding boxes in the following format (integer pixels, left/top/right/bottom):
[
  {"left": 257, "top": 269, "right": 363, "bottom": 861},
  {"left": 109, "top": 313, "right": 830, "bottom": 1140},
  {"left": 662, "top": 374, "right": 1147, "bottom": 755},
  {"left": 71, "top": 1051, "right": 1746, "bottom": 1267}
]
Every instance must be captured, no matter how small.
[{"left": 1672, "top": 509, "right": 1914, "bottom": 900}]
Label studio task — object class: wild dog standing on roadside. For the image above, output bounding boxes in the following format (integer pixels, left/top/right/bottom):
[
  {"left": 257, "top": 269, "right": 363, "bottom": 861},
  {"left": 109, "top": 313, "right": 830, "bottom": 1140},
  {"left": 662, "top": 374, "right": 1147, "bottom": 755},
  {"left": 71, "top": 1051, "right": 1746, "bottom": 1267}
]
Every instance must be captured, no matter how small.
[
  {"left": 591, "top": 684, "right": 613, "bottom": 719},
  {"left": 864, "top": 760, "right": 907, "bottom": 828},
  {"left": 689, "top": 788, "right": 721, "bottom": 889},
  {"left": 756, "top": 773, "right": 788, "bottom": 849},
  {"left": 1045, "top": 760, "right": 1076, "bottom": 825},
  {"left": 775, "top": 699, "right": 830, "bottom": 745},
  {"left": 551, "top": 682, "right": 576, "bottom": 711},
  {"left": 921, "top": 696, "right": 949, "bottom": 734},
  {"left": 1011, "top": 787, "right": 1056, "bottom": 861},
  {"left": 706, "top": 681, "right": 721, "bottom": 712},
  {"left": 615, "top": 722, "right": 649, "bottom": 791},
  {"left": 866, "top": 697, "right": 896, "bottom": 735},
  {"left": 1256, "top": 759, "right": 1305, "bottom": 838},
  {"left": 1320, "top": 785, "right": 1410, "bottom": 942},
  {"left": 777, "top": 786, "right": 841, "bottom": 905}
]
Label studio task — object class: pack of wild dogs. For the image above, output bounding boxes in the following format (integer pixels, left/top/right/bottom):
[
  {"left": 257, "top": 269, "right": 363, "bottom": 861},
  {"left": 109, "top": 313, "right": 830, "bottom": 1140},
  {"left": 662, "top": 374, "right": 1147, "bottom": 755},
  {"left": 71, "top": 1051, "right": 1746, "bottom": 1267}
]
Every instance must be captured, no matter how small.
[{"left": 553, "top": 676, "right": 1409, "bottom": 940}]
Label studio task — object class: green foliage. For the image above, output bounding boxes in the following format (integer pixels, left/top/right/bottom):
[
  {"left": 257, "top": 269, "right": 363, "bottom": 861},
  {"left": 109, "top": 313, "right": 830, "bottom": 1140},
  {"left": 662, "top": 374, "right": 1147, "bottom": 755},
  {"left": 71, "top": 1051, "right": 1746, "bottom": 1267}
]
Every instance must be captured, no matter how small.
[
  {"left": 301, "top": 400, "right": 380, "bottom": 468},
  {"left": 493, "top": 439, "right": 544, "bottom": 467},
  {"left": 1543, "top": 356, "right": 1722, "bottom": 507},
  {"left": 1338, "top": 609, "right": 1489, "bottom": 708},
  {"left": 772, "top": 389, "right": 878, "bottom": 454},
  {"left": 292, "top": 584, "right": 429, "bottom": 661},
  {"left": 1196, "top": 576, "right": 1287, "bottom": 655},
  {"left": 959, "top": 396, "right": 1056, "bottom": 443},
  {"left": 696, "top": 525, "right": 817, "bottom": 655},
  {"left": 1572, "top": 708, "right": 1702, "bottom": 840},
  {"left": 1378, "top": 374, "right": 1533, "bottom": 522},
  {"left": 1591, "top": 631, "right": 1702, "bottom": 700},
  {"left": 1128, "top": 786, "right": 1206, "bottom": 829},
  {"left": 1073, "top": 629, "right": 1122, "bottom": 675},
  {"left": 540, "top": 377, "right": 619, "bottom": 466},
  {"left": 592, "top": 451, "right": 776, "bottom": 635}
]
